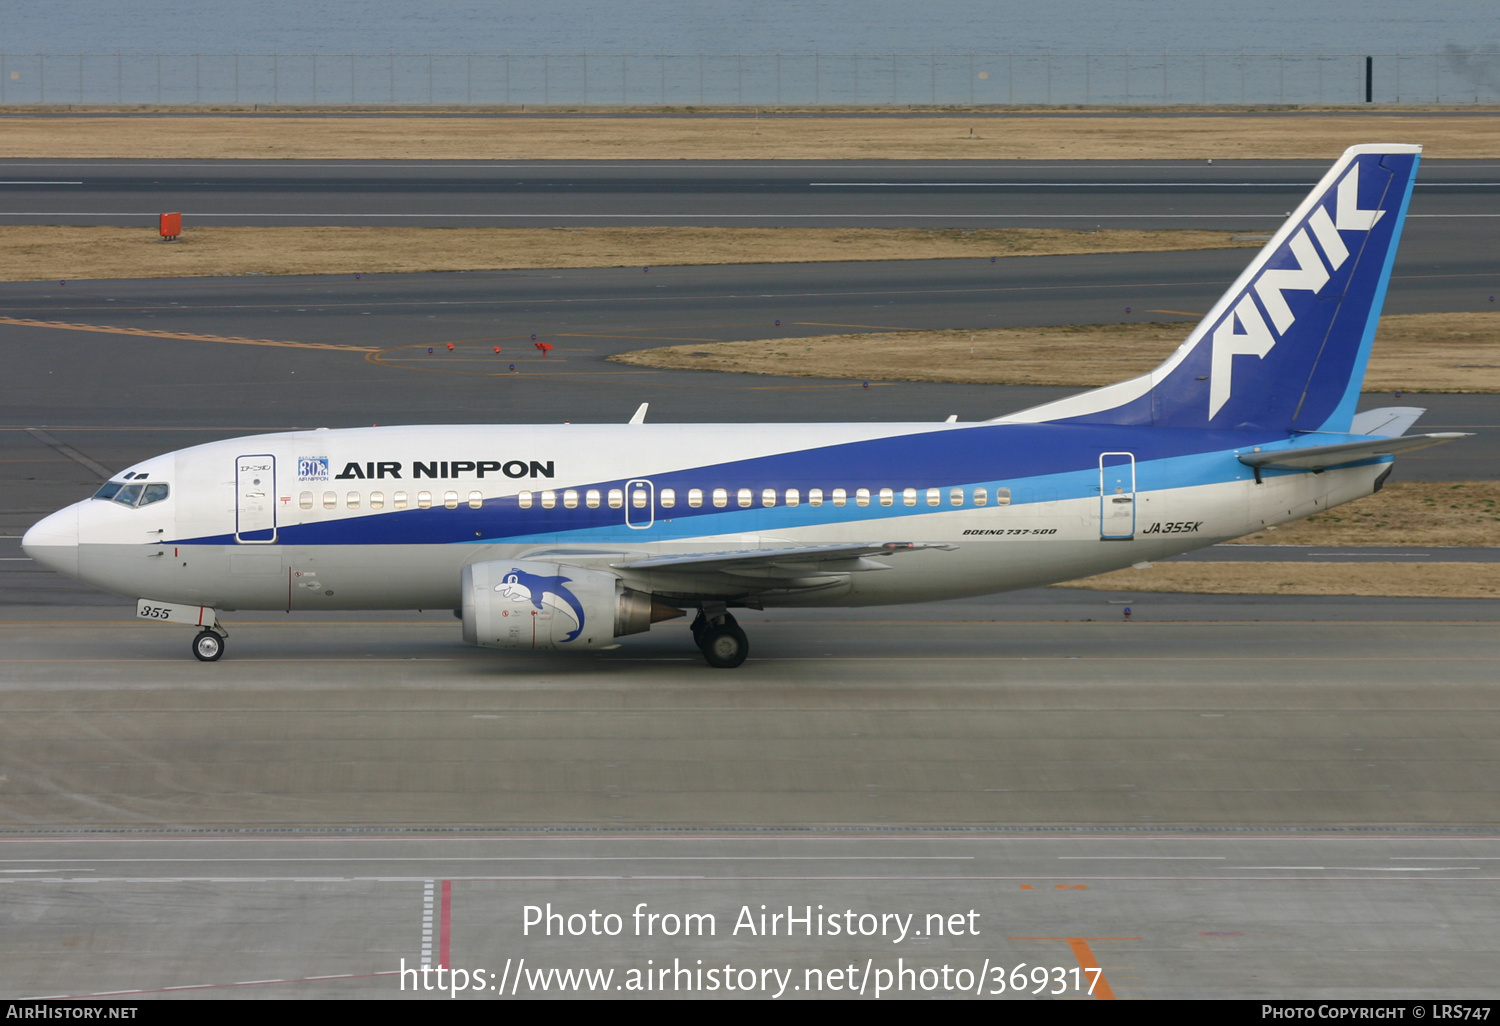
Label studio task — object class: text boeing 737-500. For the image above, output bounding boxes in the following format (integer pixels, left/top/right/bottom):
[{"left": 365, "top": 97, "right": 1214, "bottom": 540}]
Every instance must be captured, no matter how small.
[{"left": 22, "top": 144, "right": 1469, "bottom": 667}]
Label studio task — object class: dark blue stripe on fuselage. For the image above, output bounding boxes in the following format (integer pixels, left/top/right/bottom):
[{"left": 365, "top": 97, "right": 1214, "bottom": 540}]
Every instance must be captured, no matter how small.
[{"left": 178, "top": 421, "right": 1282, "bottom": 546}]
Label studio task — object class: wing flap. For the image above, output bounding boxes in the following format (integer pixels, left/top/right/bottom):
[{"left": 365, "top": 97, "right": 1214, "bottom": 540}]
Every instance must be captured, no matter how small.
[{"left": 611, "top": 541, "right": 956, "bottom": 576}]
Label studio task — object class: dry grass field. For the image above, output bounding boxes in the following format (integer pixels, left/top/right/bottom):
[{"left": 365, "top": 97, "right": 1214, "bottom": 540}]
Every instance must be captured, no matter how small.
[
  {"left": 611, "top": 311, "right": 1500, "bottom": 394},
  {"left": 1234, "top": 480, "right": 1500, "bottom": 547},
  {"left": 0, "top": 225, "right": 1261, "bottom": 282},
  {"left": 1065, "top": 481, "right": 1500, "bottom": 598},
  {"left": 2, "top": 113, "right": 1494, "bottom": 159},
  {"left": 1059, "top": 561, "right": 1500, "bottom": 598}
]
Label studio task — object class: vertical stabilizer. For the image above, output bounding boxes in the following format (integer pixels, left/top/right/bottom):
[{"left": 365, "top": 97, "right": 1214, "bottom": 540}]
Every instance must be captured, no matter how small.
[{"left": 998, "top": 144, "right": 1421, "bottom": 434}]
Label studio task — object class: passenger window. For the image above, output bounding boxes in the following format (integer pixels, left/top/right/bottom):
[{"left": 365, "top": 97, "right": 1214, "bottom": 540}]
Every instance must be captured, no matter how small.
[
  {"left": 518, "top": 491, "right": 532, "bottom": 509},
  {"left": 370, "top": 491, "right": 384, "bottom": 509},
  {"left": 443, "top": 491, "right": 459, "bottom": 509},
  {"left": 878, "top": 488, "right": 893, "bottom": 507},
  {"left": 563, "top": 489, "right": 578, "bottom": 509},
  {"left": 902, "top": 487, "right": 917, "bottom": 507},
  {"left": 712, "top": 488, "right": 728, "bottom": 508},
  {"left": 393, "top": 491, "right": 409, "bottom": 509},
  {"left": 608, "top": 489, "right": 624, "bottom": 509},
  {"left": 688, "top": 488, "right": 703, "bottom": 508},
  {"left": 949, "top": 488, "right": 964, "bottom": 507},
  {"left": 736, "top": 488, "right": 752, "bottom": 508},
  {"left": 585, "top": 489, "right": 600, "bottom": 509},
  {"left": 468, "top": 490, "right": 483, "bottom": 510},
  {"left": 299, "top": 491, "right": 313, "bottom": 510},
  {"left": 995, "top": 487, "right": 1012, "bottom": 506},
  {"left": 785, "top": 488, "right": 800, "bottom": 507},
  {"left": 761, "top": 488, "right": 776, "bottom": 507},
  {"left": 540, "top": 490, "right": 556, "bottom": 510},
  {"left": 346, "top": 491, "right": 360, "bottom": 509},
  {"left": 323, "top": 491, "right": 337, "bottom": 510},
  {"left": 856, "top": 488, "right": 871, "bottom": 507},
  {"left": 632, "top": 487, "right": 649, "bottom": 509},
  {"left": 972, "top": 488, "right": 988, "bottom": 506},
  {"left": 808, "top": 488, "right": 823, "bottom": 507},
  {"left": 831, "top": 488, "right": 846, "bottom": 507},
  {"left": 926, "top": 488, "right": 940, "bottom": 507},
  {"left": 660, "top": 488, "right": 676, "bottom": 509},
  {"left": 417, "top": 491, "right": 432, "bottom": 509}
]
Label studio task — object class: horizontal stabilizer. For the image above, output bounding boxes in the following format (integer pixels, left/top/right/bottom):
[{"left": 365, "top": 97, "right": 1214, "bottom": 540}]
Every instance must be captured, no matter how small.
[
  {"left": 1348, "top": 406, "right": 1425, "bottom": 437},
  {"left": 1237, "top": 432, "right": 1470, "bottom": 471}
]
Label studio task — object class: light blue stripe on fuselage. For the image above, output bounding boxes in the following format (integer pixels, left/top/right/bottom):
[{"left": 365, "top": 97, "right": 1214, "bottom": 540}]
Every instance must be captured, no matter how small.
[{"left": 477, "top": 446, "right": 1383, "bottom": 546}]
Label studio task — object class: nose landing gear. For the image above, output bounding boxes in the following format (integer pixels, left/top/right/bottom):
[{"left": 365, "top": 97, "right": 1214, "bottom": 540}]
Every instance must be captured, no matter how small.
[
  {"left": 192, "top": 626, "right": 228, "bottom": 662},
  {"left": 691, "top": 609, "right": 748, "bottom": 668}
]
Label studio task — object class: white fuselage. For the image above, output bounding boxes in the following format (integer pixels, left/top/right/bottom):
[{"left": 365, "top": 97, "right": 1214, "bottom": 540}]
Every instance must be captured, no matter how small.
[{"left": 25, "top": 422, "right": 1387, "bottom": 613}]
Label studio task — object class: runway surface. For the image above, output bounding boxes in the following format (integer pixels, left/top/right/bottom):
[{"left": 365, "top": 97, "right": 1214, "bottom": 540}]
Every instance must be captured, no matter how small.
[
  {"left": 1, "top": 158, "right": 1496, "bottom": 233},
  {"left": 1, "top": 156, "right": 1496, "bottom": 999},
  {"left": 3, "top": 594, "right": 1497, "bottom": 832},
  {"left": 6, "top": 832, "right": 1500, "bottom": 1000},
  {"left": 2, "top": 595, "right": 1498, "bottom": 999}
]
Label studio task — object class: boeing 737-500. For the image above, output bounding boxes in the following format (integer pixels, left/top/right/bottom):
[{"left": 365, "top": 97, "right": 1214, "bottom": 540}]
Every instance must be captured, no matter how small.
[{"left": 22, "top": 144, "right": 1469, "bottom": 667}]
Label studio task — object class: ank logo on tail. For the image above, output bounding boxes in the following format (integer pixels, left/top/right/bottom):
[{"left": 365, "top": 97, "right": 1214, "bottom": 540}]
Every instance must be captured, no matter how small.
[
  {"left": 1208, "top": 159, "right": 1389, "bottom": 419},
  {"left": 495, "top": 568, "right": 588, "bottom": 642}
]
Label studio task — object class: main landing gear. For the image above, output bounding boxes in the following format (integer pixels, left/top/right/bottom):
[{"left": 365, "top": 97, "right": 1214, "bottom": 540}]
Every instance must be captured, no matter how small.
[
  {"left": 690, "top": 609, "right": 749, "bottom": 669},
  {"left": 192, "top": 625, "right": 228, "bottom": 662}
]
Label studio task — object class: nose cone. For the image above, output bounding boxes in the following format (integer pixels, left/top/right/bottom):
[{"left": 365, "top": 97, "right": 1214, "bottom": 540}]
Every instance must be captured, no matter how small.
[{"left": 22, "top": 504, "right": 79, "bottom": 578}]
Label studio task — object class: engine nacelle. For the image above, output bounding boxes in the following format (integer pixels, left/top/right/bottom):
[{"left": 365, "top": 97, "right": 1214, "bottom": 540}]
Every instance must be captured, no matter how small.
[{"left": 461, "top": 559, "right": 682, "bottom": 651}]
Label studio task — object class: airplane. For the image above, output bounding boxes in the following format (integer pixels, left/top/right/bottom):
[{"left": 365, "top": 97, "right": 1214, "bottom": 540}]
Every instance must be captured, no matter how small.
[{"left": 22, "top": 143, "right": 1470, "bottom": 668}]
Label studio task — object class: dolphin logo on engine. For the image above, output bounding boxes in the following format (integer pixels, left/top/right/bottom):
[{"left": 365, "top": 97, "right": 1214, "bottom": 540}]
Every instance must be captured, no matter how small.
[{"left": 495, "top": 568, "right": 588, "bottom": 642}]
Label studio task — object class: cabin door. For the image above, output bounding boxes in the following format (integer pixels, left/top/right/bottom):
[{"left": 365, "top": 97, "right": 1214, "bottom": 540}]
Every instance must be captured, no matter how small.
[
  {"left": 1098, "top": 452, "right": 1136, "bottom": 540},
  {"left": 235, "top": 454, "right": 277, "bottom": 543}
]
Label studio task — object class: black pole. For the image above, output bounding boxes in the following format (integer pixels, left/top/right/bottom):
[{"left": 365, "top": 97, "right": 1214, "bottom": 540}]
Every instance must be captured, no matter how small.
[{"left": 1366, "top": 55, "right": 1373, "bottom": 102}]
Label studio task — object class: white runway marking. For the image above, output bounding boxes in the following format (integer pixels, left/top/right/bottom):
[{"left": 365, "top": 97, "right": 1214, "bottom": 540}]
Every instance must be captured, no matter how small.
[
  {"left": 0, "top": 855, "right": 973, "bottom": 863},
  {"left": 811, "top": 181, "right": 1492, "bottom": 188},
  {"left": 810, "top": 181, "right": 1308, "bottom": 187},
  {"left": 420, "top": 879, "right": 435, "bottom": 967}
]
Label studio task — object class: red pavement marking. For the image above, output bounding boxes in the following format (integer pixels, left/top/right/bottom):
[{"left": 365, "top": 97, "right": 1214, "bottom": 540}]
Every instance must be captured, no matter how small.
[{"left": 440, "top": 879, "right": 452, "bottom": 970}]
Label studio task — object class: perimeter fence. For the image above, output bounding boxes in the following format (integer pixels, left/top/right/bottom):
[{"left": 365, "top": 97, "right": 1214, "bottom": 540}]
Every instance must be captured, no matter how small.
[{"left": 2, "top": 51, "right": 1498, "bottom": 107}]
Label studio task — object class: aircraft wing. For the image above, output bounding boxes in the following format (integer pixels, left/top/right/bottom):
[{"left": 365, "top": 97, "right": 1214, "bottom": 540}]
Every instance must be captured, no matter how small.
[
  {"left": 611, "top": 541, "right": 957, "bottom": 579},
  {"left": 1237, "top": 432, "right": 1470, "bottom": 471}
]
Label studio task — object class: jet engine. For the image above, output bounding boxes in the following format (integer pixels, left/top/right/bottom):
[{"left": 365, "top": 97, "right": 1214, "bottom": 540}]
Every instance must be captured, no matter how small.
[{"left": 461, "top": 559, "right": 682, "bottom": 650}]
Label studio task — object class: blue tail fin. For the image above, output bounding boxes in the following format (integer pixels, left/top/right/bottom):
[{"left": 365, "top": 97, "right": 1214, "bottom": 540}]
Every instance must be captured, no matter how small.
[{"left": 1002, "top": 144, "right": 1421, "bottom": 434}]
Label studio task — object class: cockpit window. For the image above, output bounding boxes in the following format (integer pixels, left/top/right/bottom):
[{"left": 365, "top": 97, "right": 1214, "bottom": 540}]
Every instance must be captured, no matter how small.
[
  {"left": 112, "top": 484, "right": 144, "bottom": 507},
  {"left": 97, "top": 481, "right": 170, "bottom": 508}
]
